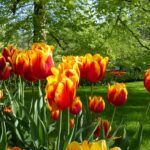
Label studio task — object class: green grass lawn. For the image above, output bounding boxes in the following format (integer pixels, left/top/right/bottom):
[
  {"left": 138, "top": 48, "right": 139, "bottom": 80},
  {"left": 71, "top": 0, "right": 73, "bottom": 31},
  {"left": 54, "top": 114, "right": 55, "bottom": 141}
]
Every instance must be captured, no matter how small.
[{"left": 77, "top": 81, "right": 150, "bottom": 150}]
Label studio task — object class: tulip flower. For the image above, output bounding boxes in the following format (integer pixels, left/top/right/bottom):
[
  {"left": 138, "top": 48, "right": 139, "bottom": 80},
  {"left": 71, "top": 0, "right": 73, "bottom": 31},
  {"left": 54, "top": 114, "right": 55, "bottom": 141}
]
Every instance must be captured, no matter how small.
[
  {"left": 110, "top": 70, "right": 126, "bottom": 77},
  {"left": 28, "top": 44, "right": 54, "bottom": 80},
  {"left": 11, "top": 43, "right": 54, "bottom": 81},
  {"left": 45, "top": 68, "right": 76, "bottom": 110},
  {"left": 7, "top": 147, "right": 22, "bottom": 150},
  {"left": 89, "top": 96, "right": 105, "bottom": 113},
  {"left": 83, "top": 53, "right": 108, "bottom": 83},
  {"left": 3, "top": 106, "right": 12, "bottom": 113},
  {"left": 70, "top": 118, "right": 74, "bottom": 129},
  {"left": 0, "top": 90, "right": 3, "bottom": 100},
  {"left": 108, "top": 83, "right": 128, "bottom": 107},
  {"left": 62, "top": 56, "right": 85, "bottom": 78},
  {"left": 94, "top": 120, "right": 111, "bottom": 138},
  {"left": 70, "top": 97, "right": 82, "bottom": 114},
  {"left": 0, "top": 54, "right": 11, "bottom": 80},
  {"left": 58, "top": 62, "right": 80, "bottom": 87},
  {"left": 51, "top": 110, "right": 60, "bottom": 121},
  {"left": 2, "top": 45, "right": 18, "bottom": 63},
  {"left": 144, "top": 69, "right": 150, "bottom": 92},
  {"left": 67, "top": 140, "right": 121, "bottom": 150}
]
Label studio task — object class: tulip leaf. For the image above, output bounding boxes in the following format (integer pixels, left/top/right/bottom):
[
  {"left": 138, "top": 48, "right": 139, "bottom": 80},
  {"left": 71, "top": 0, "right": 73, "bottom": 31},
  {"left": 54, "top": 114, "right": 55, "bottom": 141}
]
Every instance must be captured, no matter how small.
[
  {"left": 114, "top": 127, "right": 130, "bottom": 150},
  {"left": 21, "top": 106, "right": 39, "bottom": 148},
  {"left": 62, "top": 125, "right": 75, "bottom": 150},
  {"left": 74, "top": 121, "right": 97, "bottom": 141},
  {"left": 38, "top": 116, "right": 47, "bottom": 146},
  {"left": 129, "top": 123, "right": 143, "bottom": 150},
  {"left": 87, "top": 122, "right": 99, "bottom": 141},
  {"left": 0, "top": 122, "right": 7, "bottom": 150}
]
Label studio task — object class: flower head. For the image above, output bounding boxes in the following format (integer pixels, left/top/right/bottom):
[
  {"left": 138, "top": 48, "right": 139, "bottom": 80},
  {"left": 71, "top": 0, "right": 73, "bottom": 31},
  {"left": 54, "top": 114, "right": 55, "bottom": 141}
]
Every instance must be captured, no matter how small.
[
  {"left": 94, "top": 120, "right": 111, "bottom": 138},
  {"left": 144, "top": 69, "right": 150, "bottom": 92},
  {"left": 89, "top": 96, "right": 105, "bottom": 113},
  {"left": 0, "top": 54, "right": 11, "bottom": 80},
  {"left": 70, "top": 118, "right": 75, "bottom": 129},
  {"left": 70, "top": 96, "right": 82, "bottom": 115},
  {"left": 108, "top": 83, "right": 128, "bottom": 107},
  {"left": 67, "top": 140, "right": 121, "bottom": 150},
  {"left": 83, "top": 54, "right": 108, "bottom": 83},
  {"left": 2, "top": 45, "right": 18, "bottom": 63},
  {"left": 3, "top": 106, "right": 12, "bottom": 113},
  {"left": 11, "top": 43, "right": 54, "bottom": 81},
  {"left": 45, "top": 68, "right": 76, "bottom": 110}
]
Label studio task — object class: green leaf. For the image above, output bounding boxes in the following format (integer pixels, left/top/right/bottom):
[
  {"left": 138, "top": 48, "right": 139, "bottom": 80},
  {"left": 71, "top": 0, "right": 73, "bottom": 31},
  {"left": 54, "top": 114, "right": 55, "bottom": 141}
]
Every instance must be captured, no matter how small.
[
  {"left": 0, "top": 122, "right": 7, "bottom": 150},
  {"left": 129, "top": 123, "right": 143, "bottom": 150},
  {"left": 38, "top": 116, "right": 47, "bottom": 146}
]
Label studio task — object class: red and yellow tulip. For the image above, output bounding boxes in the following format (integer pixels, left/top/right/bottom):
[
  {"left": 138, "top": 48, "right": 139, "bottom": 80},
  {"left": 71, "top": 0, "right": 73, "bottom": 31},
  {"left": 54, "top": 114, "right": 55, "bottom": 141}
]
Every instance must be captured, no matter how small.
[
  {"left": 70, "top": 118, "right": 75, "bottom": 129},
  {"left": 2, "top": 45, "right": 18, "bottom": 63},
  {"left": 0, "top": 54, "right": 11, "bottom": 80},
  {"left": 70, "top": 96, "right": 82, "bottom": 115},
  {"left": 89, "top": 96, "right": 105, "bottom": 113},
  {"left": 11, "top": 43, "right": 54, "bottom": 81},
  {"left": 3, "top": 106, "right": 12, "bottom": 113},
  {"left": 144, "top": 69, "right": 150, "bottom": 92},
  {"left": 7, "top": 147, "right": 22, "bottom": 150},
  {"left": 83, "top": 54, "right": 108, "bottom": 82},
  {"left": 45, "top": 68, "right": 76, "bottom": 110},
  {"left": 108, "top": 83, "right": 128, "bottom": 107},
  {"left": 94, "top": 120, "right": 111, "bottom": 138},
  {"left": 51, "top": 110, "right": 60, "bottom": 121}
]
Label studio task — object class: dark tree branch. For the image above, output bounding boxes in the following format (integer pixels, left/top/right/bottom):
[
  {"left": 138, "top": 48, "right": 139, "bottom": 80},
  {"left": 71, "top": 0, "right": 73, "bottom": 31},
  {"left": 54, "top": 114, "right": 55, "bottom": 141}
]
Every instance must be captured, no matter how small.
[
  {"left": 49, "top": 32, "right": 66, "bottom": 50},
  {"left": 100, "top": 6, "right": 122, "bottom": 49},
  {"left": 118, "top": 17, "right": 150, "bottom": 51},
  {"left": 11, "top": 0, "right": 21, "bottom": 15}
]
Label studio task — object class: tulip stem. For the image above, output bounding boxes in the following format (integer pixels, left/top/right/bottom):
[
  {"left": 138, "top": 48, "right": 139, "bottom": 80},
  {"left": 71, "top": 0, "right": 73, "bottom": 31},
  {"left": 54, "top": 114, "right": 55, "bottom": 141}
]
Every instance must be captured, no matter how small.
[
  {"left": 107, "top": 107, "right": 116, "bottom": 137},
  {"left": 57, "top": 111, "right": 62, "bottom": 150},
  {"left": 31, "top": 82, "right": 34, "bottom": 100},
  {"left": 4, "top": 81, "right": 12, "bottom": 101},
  {"left": 67, "top": 108, "right": 70, "bottom": 135}
]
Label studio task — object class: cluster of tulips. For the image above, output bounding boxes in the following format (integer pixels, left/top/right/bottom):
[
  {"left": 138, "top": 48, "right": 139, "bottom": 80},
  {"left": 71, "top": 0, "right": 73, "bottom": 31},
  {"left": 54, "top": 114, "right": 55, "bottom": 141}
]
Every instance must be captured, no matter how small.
[
  {"left": 0, "top": 42, "right": 150, "bottom": 150},
  {"left": 0, "top": 44, "right": 54, "bottom": 81}
]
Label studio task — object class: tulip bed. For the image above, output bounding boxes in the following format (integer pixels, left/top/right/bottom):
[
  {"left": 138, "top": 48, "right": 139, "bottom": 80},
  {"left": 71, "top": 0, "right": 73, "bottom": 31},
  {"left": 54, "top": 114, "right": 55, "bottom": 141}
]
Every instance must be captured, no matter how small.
[{"left": 0, "top": 43, "right": 150, "bottom": 150}]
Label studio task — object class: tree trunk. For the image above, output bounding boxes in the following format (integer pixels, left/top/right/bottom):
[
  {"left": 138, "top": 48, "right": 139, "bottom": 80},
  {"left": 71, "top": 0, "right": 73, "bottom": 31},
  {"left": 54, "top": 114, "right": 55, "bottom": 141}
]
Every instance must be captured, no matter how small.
[{"left": 33, "top": 0, "right": 46, "bottom": 42}]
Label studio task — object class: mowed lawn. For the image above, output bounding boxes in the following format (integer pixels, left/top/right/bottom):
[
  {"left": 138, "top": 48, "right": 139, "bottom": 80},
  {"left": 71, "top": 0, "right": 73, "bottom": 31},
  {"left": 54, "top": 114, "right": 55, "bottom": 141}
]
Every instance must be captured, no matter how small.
[
  {"left": 25, "top": 81, "right": 150, "bottom": 149},
  {"left": 77, "top": 81, "right": 150, "bottom": 150}
]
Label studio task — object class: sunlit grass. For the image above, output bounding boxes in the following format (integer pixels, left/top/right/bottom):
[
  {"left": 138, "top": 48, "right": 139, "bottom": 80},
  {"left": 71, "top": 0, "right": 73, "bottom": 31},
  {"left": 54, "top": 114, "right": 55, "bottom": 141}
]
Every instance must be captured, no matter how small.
[{"left": 77, "top": 81, "right": 150, "bottom": 150}]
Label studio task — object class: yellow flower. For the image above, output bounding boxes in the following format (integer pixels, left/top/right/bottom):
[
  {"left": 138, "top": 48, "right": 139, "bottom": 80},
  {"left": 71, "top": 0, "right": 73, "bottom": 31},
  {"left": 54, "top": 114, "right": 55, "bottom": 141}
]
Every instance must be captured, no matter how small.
[
  {"left": 67, "top": 141, "right": 82, "bottom": 150},
  {"left": 67, "top": 140, "right": 121, "bottom": 150}
]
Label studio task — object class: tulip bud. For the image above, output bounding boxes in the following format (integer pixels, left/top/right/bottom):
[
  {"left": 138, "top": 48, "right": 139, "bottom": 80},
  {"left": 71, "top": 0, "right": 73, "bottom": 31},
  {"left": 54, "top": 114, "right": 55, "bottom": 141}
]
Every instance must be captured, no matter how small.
[
  {"left": 89, "top": 96, "right": 105, "bottom": 113},
  {"left": 144, "top": 69, "right": 150, "bottom": 92},
  {"left": 108, "top": 83, "right": 128, "bottom": 107},
  {"left": 70, "top": 118, "right": 74, "bottom": 129},
  {"left": 70, "top": 97, "right": 82, "bottom": 114},
  {"left": 51, "top": 110, "right": 60, "bottom": 121},
  {"left": 3, "top": 106, "right": 12, "bottom": 113}
]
